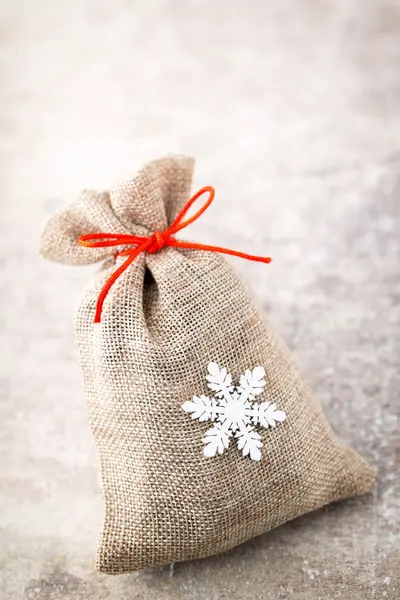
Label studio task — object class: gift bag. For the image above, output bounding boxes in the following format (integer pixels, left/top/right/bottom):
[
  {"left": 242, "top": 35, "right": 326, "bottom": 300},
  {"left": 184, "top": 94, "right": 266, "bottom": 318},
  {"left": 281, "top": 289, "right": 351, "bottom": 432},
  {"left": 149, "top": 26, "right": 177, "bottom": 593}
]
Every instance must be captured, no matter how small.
[{"left": 40, "top": 156, "right": 374, "bottom": 573}]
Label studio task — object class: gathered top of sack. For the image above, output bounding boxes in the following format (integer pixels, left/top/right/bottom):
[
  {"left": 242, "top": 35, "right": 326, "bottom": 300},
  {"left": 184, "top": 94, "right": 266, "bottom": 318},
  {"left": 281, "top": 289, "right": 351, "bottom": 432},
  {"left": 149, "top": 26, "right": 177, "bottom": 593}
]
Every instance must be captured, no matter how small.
[
  {"left": 40, "top": 156, "right": 374, "bottom": 574},
  {"left": 41, "top": 156, "right": 270, "bottom": 323},
  {"left": 41, "top": 156, "right": 198, "bottom": 265}
]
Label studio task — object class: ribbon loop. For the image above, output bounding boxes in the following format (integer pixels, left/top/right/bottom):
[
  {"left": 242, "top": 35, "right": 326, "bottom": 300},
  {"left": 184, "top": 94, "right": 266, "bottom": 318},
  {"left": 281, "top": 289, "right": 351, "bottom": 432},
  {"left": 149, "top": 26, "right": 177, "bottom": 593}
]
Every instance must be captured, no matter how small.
[{"left": 78, "top": 186, "right": 271, "bottom": 323}]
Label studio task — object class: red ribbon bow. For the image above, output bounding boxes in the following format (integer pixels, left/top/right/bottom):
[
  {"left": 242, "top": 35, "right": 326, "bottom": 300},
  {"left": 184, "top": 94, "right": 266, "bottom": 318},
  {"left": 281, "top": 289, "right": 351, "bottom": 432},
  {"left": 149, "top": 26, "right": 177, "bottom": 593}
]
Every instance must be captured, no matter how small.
[{"left": 78, "top": 186, "right": 271, "bottom": 323}]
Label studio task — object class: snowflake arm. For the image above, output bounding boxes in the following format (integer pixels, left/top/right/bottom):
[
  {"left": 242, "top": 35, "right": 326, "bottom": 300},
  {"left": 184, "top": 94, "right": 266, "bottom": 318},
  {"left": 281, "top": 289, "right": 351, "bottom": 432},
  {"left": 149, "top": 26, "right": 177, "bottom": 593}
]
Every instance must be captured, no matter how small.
[
  {"left": 205, "top": 362, "right": 234, "bottom": 397},
  {"left": 181, "top": 395, "right": 216, "bottom": 422},
  {"left": 252, "top": 402, "right": 287, "bottom": 428},
  {"left": 236, "top": 426, "right": 262, "bottom": 462},
  {"left": 203, "top": 424, "right": 230, "bottom": 457},
  {"left": 238, "top": 366, "right": 266, "bottom": 400}
]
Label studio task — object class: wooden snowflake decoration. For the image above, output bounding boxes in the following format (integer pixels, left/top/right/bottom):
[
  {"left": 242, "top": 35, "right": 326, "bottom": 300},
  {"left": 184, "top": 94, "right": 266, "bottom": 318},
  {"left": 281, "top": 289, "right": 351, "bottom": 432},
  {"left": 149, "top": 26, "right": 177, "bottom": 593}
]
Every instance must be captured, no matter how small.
[{"left": 182, "top": 362, "right": 287, "bottom": 461}]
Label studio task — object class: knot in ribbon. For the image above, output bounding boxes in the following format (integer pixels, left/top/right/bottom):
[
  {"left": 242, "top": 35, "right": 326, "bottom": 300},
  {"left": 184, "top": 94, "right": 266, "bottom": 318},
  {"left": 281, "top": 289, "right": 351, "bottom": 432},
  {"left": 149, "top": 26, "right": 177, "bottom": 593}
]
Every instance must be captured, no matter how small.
[
  {"left": 78, "top": 186, "right": 271, "bottom": 323},
  {"left": 148, "top": 230, "right": 166, "bottom": 254}
]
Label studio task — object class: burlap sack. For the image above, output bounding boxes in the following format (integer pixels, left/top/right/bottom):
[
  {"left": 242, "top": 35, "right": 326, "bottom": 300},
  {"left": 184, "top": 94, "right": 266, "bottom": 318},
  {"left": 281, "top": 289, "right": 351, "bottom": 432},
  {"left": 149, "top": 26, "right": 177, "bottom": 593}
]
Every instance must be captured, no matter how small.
[{"left": 40, "top": 156, "right": 374, "bottom": 573}]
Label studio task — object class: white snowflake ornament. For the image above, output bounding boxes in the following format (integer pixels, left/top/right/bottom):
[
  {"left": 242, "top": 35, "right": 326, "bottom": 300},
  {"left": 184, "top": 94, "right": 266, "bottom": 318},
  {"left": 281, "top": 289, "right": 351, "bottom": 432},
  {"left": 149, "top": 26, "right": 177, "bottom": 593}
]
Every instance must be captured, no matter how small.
[{"left": 182, "top": 362, "right": 287, "bottom": 461}]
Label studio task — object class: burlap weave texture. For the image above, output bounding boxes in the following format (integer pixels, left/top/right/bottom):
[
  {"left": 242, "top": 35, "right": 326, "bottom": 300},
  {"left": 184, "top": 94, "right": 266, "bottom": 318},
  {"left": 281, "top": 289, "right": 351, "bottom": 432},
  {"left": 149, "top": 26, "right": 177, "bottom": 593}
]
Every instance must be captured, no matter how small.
[{"left": 40, "top": 156, "right": 374, "bottom": 573}]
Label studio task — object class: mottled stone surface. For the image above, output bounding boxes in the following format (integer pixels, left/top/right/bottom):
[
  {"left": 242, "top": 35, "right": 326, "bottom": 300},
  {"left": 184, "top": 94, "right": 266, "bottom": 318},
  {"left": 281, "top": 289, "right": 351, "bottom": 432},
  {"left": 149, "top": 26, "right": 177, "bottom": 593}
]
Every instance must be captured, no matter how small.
[{"left": 0, "top": 1, "right": 399, "bottom": 598}]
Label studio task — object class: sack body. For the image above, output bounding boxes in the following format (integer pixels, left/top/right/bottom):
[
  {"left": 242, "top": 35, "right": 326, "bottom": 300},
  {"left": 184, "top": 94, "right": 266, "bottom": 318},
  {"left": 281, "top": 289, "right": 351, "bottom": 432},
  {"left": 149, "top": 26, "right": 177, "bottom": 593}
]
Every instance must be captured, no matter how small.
[{"left": 41, "top": 156, "right": 374, "bottom": 573}]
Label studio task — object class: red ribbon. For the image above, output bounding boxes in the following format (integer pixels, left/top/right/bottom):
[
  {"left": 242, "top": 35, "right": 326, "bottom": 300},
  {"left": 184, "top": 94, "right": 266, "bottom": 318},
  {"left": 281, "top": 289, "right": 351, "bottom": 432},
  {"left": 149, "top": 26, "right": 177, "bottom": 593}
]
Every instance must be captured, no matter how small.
[{"left": 78, "top": 186, "right": 272, "bottom": 323}]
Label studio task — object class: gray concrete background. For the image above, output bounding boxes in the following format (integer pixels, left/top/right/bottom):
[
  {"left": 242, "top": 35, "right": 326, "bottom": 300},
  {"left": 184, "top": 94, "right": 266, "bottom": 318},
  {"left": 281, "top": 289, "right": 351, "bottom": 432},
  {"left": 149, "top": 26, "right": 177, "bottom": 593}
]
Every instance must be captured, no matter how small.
[{"left": 0, "top": 1, "right": 399, "bottom": 598}]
